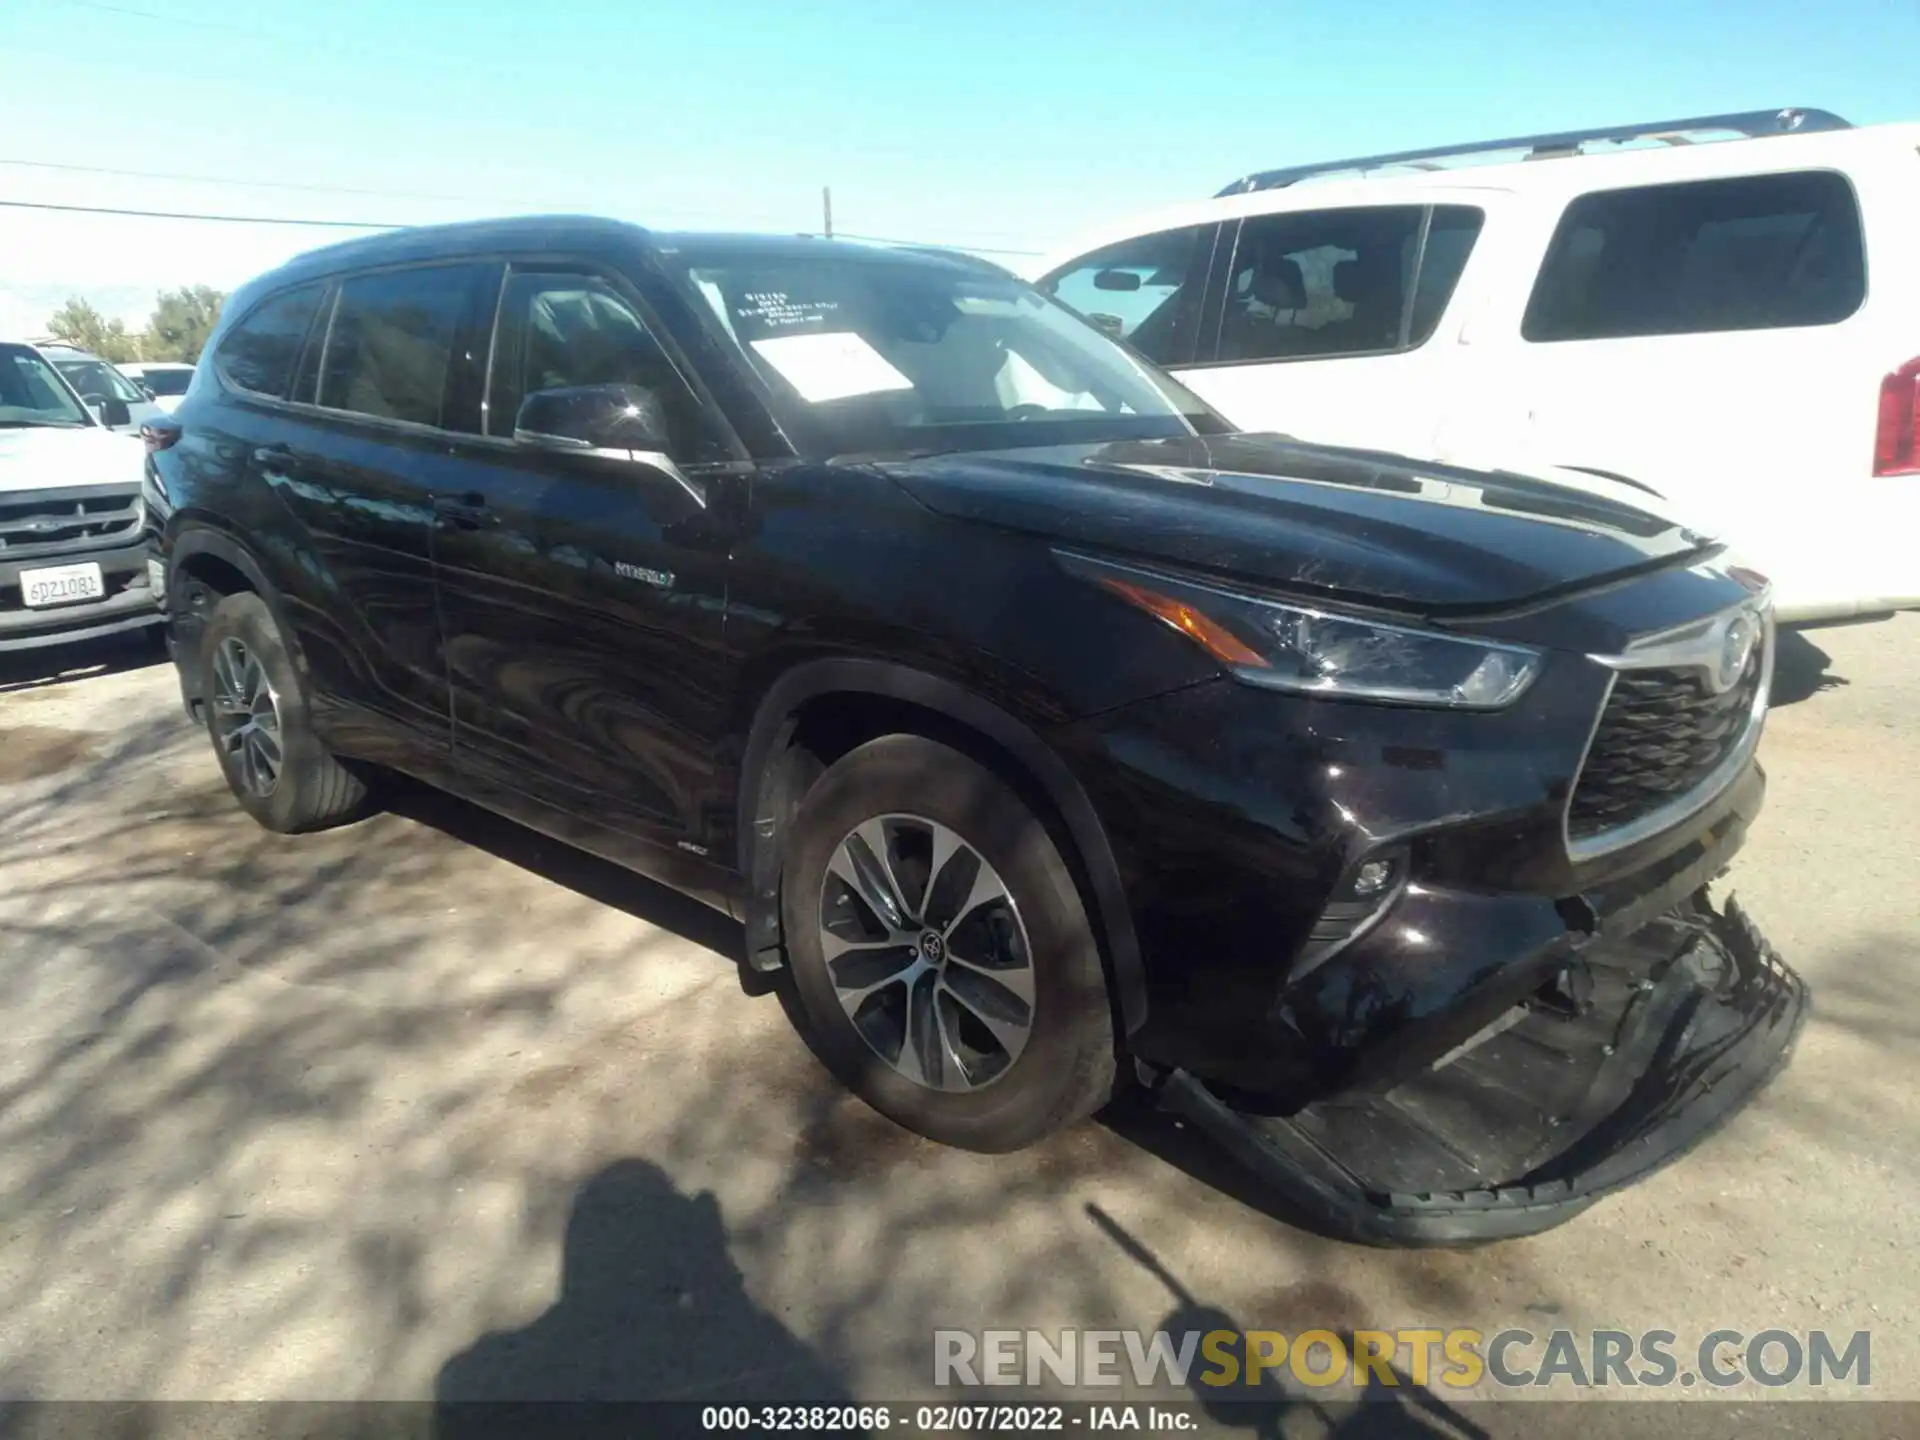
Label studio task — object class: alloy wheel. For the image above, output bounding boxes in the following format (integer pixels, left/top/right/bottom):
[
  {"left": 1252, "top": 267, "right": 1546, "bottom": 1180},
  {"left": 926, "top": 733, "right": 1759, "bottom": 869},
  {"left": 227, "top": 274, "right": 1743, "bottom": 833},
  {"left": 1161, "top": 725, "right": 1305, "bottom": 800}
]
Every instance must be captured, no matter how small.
[
  {"left": 210, "top": 637, "right": 284, "bottom": 798},
  {"left": 817, "top": 814, "right": 1036, "bottom": 1093}
]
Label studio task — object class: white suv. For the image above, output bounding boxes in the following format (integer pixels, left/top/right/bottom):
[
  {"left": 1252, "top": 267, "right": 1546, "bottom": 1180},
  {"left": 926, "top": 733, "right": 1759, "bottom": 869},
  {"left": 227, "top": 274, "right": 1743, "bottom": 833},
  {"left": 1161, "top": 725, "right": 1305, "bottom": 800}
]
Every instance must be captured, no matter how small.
[{"left": 1035, "top": 108, "right": 1920, "bottom": 623}]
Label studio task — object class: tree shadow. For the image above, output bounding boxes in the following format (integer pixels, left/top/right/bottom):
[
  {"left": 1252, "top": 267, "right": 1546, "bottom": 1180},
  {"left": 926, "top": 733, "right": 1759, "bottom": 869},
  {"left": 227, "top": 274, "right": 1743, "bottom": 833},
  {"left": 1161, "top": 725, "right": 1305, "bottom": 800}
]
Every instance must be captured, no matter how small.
[
  {"left": 435, "top": 1159, "right": 853, "bottom": 1434},
  {"left": 1087, "top": 1205, "right": 1488, "bottom": 1439},
  {"left": 383, "top": 778, "right": 746, "bottom": 967}
]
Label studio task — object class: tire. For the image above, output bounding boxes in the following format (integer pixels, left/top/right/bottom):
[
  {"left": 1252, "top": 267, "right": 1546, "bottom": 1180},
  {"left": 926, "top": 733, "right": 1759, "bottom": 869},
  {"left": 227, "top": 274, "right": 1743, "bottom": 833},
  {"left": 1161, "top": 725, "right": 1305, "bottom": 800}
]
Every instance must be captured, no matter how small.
[
  {"left": 780, "top": 734, "right": 1116, "bottom": 1152},
  {"left": 198, "top": 591, "right": 372, "bottom": 834}
]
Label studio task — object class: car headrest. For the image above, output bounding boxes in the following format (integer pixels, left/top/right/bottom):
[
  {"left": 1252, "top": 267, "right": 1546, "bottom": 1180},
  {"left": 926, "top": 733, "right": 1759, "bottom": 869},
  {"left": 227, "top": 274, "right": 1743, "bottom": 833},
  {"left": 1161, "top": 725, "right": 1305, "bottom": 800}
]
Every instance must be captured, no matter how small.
[{"left": 1249, "top": 258, "right": 1307, "bottom": 310}]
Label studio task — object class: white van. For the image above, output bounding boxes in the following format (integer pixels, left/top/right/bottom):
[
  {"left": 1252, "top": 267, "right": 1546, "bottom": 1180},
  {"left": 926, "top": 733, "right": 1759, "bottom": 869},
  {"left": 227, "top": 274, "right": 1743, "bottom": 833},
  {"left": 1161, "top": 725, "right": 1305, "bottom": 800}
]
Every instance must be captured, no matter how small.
[{"left": 1034, "top": 108, "right": 1920, "bottom": 623}]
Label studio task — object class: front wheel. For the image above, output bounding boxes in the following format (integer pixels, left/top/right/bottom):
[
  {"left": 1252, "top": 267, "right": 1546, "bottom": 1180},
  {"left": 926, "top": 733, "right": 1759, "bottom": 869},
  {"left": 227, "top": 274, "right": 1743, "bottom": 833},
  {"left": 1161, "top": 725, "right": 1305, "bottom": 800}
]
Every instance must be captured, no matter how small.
[
  {"left": 780, "top": 734, "right": 1117, "bottom": 1152},
  {"left": 198, "top": 591, "right": 373, "bottom": 834}
]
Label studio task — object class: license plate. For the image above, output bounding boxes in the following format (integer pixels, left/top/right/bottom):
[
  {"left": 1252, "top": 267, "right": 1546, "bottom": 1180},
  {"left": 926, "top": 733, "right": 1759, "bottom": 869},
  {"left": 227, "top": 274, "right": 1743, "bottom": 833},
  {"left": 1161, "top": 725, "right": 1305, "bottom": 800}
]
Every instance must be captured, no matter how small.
[{"left": 19, "top": 562, "right": 106, "bottom": 608}]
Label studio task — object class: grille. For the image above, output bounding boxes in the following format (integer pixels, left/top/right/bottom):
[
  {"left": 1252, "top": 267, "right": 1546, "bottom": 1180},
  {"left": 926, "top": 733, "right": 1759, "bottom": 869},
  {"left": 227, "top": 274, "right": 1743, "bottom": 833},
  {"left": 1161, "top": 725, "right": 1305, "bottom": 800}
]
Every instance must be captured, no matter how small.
[
  {"left": 0, "top": 489, "right": 142, "bottom": 560},
  {"left": 1568, "top": 647, "right": 1764, "bottom": 840}
]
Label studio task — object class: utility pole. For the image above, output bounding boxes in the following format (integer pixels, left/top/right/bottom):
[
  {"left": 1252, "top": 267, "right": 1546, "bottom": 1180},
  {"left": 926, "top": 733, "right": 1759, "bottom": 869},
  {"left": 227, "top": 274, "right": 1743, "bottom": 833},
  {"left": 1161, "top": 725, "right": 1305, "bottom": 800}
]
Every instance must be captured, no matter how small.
[{"left": 822, "top": 186, "right": 833, "bottom": 239}]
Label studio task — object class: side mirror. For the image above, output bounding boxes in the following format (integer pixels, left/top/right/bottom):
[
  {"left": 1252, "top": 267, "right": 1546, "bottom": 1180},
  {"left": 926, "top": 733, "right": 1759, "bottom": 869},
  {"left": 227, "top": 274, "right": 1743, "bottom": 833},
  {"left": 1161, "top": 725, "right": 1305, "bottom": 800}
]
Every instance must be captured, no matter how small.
[
  {"left": 513, "top": 383, "right": 705, "bottom": 511},
  {"left": 1092, "top": 269, "right": 1143, "bottom": 293},
  {"left": 514, "top": 383, "right": 671, "bottom": 453},
  {"left": 86, "top": 395, "right": 132, "bottom": 429}
]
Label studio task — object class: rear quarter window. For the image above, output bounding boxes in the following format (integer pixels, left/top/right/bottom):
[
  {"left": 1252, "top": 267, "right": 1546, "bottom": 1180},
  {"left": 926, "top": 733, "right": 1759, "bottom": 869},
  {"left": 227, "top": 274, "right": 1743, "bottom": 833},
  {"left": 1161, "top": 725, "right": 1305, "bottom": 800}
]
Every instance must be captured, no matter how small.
[
  {"left": 1523, "top": 170, "right": 1866, "bottom": 342},
  {"left": 216, "top": 283, "right": 327, "bottom": 398}
]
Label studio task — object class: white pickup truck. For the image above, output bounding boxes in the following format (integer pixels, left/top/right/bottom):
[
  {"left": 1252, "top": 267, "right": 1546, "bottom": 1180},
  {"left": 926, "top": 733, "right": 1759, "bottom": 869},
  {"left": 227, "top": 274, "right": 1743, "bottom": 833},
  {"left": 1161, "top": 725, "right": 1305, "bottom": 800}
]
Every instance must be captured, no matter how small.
[{"left": 1, "top": 341, "right": 161, "bottom": 653}]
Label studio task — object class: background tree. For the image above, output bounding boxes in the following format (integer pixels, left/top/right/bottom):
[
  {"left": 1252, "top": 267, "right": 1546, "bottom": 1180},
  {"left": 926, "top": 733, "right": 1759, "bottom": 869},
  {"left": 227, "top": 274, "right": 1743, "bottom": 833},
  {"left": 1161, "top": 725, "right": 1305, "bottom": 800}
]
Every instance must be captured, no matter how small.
[
  {"left": 143, "top": 285, "right": 226, "bottom": 363},
  {"left": 44, "top": 298, "right": 140, "bottom": 363}
]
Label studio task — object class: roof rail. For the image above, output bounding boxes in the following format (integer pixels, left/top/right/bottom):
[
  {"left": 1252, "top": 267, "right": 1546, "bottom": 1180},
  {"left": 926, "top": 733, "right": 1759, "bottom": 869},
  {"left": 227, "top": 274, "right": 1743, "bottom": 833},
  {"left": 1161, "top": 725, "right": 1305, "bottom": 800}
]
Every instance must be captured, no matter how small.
[{"left": 1215, "top": 107, "right": 1852, "bottom": 196}]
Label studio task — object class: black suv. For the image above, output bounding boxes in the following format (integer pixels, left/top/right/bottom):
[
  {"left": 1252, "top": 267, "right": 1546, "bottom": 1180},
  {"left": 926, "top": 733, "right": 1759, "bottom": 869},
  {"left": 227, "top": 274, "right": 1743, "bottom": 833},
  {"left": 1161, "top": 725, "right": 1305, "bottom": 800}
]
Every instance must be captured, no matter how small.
[{"left": 145, "top": 217, "right": 1804, "bottom": 1244}]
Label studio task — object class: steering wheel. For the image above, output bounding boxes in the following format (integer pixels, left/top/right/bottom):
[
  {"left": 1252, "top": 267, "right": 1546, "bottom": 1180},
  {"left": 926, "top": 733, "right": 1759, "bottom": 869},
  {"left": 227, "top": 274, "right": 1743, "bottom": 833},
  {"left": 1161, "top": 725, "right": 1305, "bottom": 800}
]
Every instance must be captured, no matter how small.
[{"left": 1005, "top": 404, "right": 1050, "bottom": 422}]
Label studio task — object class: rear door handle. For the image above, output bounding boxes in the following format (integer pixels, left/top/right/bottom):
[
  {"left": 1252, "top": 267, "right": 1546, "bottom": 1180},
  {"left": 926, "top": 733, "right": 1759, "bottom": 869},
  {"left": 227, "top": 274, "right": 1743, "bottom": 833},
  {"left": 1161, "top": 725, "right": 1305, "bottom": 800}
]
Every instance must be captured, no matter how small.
[{"left": 432, "top": 492, "right": 495, "bottom": 529}]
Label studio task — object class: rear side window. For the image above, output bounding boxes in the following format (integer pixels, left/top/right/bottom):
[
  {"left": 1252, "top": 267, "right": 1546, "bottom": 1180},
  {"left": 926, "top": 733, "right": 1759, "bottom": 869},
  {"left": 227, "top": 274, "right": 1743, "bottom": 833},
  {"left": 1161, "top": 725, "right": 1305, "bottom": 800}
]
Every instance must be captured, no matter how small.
[
  {"left": 139, "top": 368, "right": 192, "bottom": 397},
  {"left": 217, "top": 283, "right": 325, "bottom": 398},
  {"left": 318, "top": 265, "right": 485, "bottom": 428},
  {"left": 1038, "top": 224, "right": 1211, "bottom": 365},
  {"left": 1523, "top": 171, "right": 1866, "bottom": 342},
  {"left": 1217, "top": 204, "right": 1479, "bottom": 363}
]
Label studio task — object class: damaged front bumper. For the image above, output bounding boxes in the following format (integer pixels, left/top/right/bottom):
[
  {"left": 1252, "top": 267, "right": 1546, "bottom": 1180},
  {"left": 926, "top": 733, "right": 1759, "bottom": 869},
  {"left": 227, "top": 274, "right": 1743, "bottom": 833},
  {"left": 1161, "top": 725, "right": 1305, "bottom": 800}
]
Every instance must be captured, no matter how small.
[{"left": 1158, "top": 891, "right": 1805, "bottom": 1245}]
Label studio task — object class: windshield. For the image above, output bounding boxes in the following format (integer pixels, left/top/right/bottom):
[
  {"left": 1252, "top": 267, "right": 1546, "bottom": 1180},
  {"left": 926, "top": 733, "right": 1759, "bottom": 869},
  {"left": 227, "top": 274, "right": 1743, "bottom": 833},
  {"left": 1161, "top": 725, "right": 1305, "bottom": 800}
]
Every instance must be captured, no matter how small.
[
  {"left": 53, "top": 357, "right": 146, "bottom": 405},
  {"left": 673, "top": 252, "right": 1226, "bottom": 457},
  {"left": 135, "top": 366, "right": 193, "bottom": 397},
  {"left": 0, "top": 345, "right": 91, "bottom": 428}
]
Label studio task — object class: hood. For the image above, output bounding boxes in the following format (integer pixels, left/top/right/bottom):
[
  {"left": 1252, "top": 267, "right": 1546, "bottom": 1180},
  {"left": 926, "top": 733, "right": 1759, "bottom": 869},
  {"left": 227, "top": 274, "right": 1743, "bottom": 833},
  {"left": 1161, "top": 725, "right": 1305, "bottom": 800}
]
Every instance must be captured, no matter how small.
[
  {"left": 879, "top": 433, "right": 1714, "bottom": 614},
  {"left": 0, "top": 425, "right": 145, "bottom": 495}
]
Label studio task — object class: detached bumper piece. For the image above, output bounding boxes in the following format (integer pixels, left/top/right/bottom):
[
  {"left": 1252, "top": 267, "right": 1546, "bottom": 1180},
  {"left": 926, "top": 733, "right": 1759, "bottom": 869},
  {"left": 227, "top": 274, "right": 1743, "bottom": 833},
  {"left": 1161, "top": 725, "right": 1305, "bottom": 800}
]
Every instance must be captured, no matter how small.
[{"left": 1162, "top": 894, "right": 1805, "bottom": 1246}]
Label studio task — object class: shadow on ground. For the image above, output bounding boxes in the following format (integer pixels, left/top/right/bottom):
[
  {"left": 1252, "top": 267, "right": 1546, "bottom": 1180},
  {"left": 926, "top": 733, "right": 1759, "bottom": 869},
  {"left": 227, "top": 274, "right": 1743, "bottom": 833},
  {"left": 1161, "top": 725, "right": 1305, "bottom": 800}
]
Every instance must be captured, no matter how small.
[
  {"left": 0, "top": 629, "right": 167, "bottom": 696},
  {"left": 1769, "top": 626, "right": 1847, "bottom": 707},
  {"left": 4, "top": 672, "right": 1905, "bottom": 1412}
]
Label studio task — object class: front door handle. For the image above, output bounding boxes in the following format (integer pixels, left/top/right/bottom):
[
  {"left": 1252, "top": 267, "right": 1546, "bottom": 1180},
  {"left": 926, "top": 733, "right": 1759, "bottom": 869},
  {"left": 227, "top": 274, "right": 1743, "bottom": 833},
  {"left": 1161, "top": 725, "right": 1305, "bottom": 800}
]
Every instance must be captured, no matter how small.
[
  {"left": 252, "top": 443, "right": 295, "bottom": 467},
  {"left": 433, "top": 492, "right": 495, "bottom": 530}
]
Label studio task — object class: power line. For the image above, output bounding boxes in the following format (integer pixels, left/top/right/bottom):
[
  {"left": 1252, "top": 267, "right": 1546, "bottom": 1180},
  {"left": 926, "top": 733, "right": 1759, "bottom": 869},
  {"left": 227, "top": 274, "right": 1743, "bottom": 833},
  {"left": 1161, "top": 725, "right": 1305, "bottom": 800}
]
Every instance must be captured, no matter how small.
[
  {"left": 0, "top": 156, "right": 539, "bottom": 208},
  {"left": 0, "top": 155, "right": 1045, "bottom": 252},
  {"left": 0, "top": 197, "right": 1046, "bottom": 256},
  {"left": 0, "top": 198, "right": 402, "bottom": 229}
]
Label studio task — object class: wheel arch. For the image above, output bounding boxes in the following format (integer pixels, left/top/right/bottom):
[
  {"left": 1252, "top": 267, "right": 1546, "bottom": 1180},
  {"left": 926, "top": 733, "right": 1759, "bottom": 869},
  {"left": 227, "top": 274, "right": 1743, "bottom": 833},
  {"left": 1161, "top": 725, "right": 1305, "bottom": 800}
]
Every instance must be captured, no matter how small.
[
  {"left": 167, "top": 521, "right": 309, "bottom": 716},
  {"left": 736, "top": 657, "right": 1148, "bottom": 1038}
]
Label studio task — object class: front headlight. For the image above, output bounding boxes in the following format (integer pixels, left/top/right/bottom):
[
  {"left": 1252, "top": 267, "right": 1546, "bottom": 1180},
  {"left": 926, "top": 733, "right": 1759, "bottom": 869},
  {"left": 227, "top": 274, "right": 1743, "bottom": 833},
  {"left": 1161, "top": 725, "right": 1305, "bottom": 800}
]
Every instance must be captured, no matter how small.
[{"left": 1059, "top": 551, "right": 1540, "bottom": 710}]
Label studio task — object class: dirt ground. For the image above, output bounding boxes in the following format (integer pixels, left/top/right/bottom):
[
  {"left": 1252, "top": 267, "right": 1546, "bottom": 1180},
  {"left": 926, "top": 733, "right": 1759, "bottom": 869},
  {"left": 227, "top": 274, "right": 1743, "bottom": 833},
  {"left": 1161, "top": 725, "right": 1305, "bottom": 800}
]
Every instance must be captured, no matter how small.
[{"left": 0, "top": 617, "right": 1915, "bottom": 1426}]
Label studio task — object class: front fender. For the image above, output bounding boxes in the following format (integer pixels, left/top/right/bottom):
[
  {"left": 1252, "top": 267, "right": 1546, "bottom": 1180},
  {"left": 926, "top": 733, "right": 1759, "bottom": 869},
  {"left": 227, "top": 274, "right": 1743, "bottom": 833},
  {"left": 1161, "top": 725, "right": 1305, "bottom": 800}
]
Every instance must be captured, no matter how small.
[{"left": 735, "top": 655, "right": 1149, "bottom": 1037}]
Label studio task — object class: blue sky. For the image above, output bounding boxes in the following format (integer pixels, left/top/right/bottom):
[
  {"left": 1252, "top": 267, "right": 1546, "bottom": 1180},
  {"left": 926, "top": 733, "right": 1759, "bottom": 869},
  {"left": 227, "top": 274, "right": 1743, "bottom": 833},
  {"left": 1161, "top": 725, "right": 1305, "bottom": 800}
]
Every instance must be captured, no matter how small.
[{"left": 3, "top": 0, "right": 1916, "bottom": 331}]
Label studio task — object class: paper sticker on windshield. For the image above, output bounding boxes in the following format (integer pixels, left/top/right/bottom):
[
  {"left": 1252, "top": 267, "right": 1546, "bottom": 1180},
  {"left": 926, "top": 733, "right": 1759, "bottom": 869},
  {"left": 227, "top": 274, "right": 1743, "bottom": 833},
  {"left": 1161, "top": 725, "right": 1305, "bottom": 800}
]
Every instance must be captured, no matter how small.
[
  {"left": 750, "top": 331, "right": 913, "bottom": 404},
  {"left": 736, "top": 290, "right": 841, "bottom": 331}
]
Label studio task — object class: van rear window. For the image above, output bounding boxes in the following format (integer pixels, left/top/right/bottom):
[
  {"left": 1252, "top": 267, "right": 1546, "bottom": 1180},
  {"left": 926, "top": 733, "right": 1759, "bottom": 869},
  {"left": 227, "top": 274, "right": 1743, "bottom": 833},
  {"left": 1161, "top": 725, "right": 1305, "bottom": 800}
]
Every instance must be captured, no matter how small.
[{"left": 1523, "top": 170, "right": 1866, "bottom": 342}]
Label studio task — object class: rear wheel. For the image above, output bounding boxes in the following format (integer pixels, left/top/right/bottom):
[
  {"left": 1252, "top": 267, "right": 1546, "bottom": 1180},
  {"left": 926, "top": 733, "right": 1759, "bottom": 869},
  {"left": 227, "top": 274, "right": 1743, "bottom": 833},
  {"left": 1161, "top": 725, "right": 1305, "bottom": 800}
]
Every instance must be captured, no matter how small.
[
  {"left": 199, "top": 592, "right": 371, "bottom": 833},
  {"left": 781, "top": 734, "right": 1116, "bottom": 1152}
]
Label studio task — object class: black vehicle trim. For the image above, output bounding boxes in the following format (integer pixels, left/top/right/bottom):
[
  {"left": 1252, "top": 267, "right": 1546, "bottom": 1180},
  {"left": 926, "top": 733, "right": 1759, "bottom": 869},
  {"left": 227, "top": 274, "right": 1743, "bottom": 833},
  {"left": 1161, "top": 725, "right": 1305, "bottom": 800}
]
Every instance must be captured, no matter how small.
[{"left": 737, "top": 656, "right": 1148, "bottom": 1036}]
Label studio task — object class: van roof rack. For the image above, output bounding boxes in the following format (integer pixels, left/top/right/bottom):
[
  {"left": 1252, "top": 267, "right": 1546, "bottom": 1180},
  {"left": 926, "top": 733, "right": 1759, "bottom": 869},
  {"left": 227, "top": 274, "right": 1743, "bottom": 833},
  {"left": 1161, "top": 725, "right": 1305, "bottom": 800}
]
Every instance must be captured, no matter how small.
[{"left": 1215, "top": 107, "right": 1852, "bottom": 196}]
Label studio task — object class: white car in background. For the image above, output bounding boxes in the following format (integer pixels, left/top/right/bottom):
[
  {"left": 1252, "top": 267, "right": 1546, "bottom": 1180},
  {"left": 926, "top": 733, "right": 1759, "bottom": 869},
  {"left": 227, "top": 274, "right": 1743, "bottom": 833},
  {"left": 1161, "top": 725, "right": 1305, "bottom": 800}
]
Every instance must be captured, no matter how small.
[
  {"left": 0, "top": 341, "right": 160, "bottom": 652},
  {"left": 118, "top": 360, "right": 195, "bottom": 413},
  {"left": 29, "top": 341, "right": 166, "bottom": 434},
  {"left": 1034, "top": 107, "right": 1920, "bottom": 624}
]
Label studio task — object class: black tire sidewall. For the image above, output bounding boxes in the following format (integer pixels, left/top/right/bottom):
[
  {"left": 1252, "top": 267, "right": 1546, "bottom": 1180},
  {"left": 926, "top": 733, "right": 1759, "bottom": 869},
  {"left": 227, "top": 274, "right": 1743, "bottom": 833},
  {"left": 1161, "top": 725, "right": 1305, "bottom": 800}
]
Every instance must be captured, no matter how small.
[
  {"left": 781, "top": 734, "right": 1114, "bottom": 1152},
  {"left": 198, "top": 593, "right": 342, "bottom": 833}
]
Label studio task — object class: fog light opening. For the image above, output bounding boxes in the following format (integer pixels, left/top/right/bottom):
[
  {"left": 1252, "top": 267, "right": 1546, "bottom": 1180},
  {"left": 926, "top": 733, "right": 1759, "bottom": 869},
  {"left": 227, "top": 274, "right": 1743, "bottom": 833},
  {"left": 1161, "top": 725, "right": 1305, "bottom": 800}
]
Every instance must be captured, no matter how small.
[{"left": 1351, "top": 858, "right": 1396, "bottom": 897}]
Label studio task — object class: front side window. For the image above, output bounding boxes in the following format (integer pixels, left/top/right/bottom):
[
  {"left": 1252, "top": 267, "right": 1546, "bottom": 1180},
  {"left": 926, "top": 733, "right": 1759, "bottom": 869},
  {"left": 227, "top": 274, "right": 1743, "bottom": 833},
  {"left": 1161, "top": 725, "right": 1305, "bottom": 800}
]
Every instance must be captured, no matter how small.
[
  {"left": 0, "top": 345, "right": 90, "bottom": 428},
  {"left": 218, "top": 283, "right": 326, "bottom": 398},
  {"left": 672, "top": 251, "right": 1222, "bottom": 459},
  {"left": 318, "top": 265, "right": 483, "bottom": 427},
  {"left": 53, "top": 357, "right": 145, "bottom": 405},
  {"left": 1036, "top": 224, "right": 1211, "bottom": 364},
  {"left": 1523, "top": 171, "right": 1867, "bottom": 342},
  {"left": 1218, "top": 205, "right": 1428, "bottom": 362},
  {"left": 486, "top": 271, "right": 722, "bottom": 461}
]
